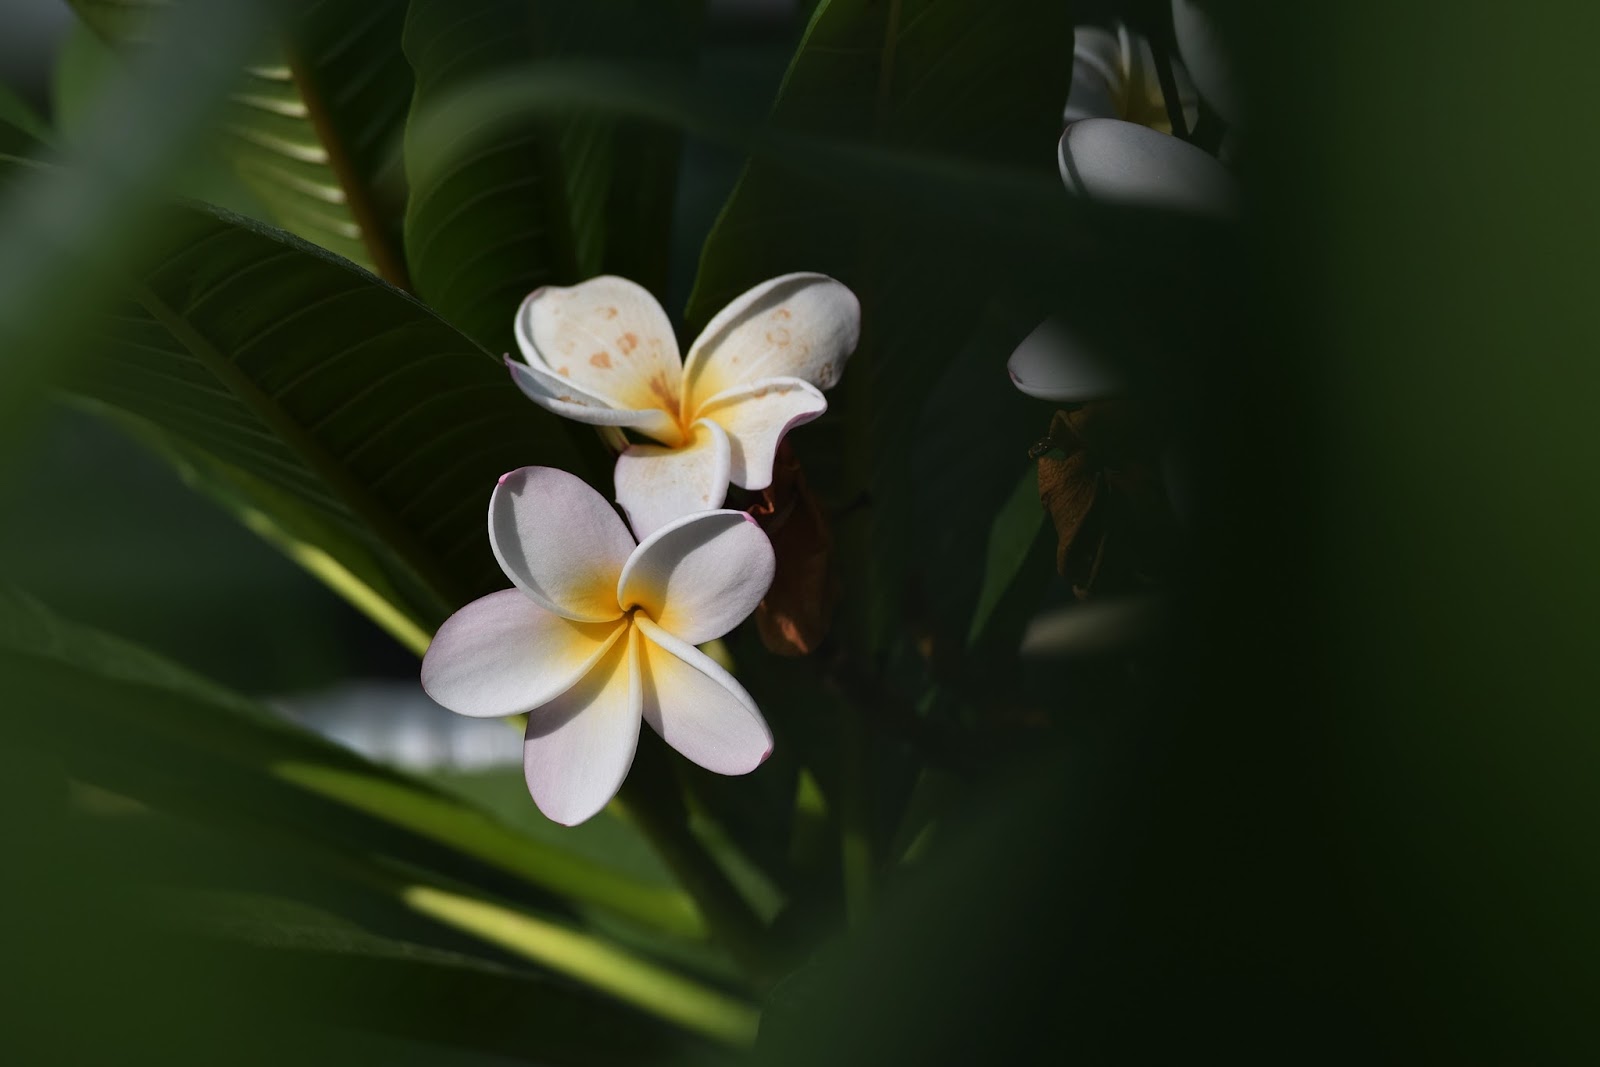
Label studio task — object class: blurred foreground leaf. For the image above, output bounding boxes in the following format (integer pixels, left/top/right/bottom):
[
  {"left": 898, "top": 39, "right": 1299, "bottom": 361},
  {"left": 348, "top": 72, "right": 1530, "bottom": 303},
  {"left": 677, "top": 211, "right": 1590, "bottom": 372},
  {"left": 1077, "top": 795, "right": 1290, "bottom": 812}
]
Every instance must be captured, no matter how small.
[
  {"left": 0, "top": 0, "right": 269, "bottom": 450},
  {"left": 68, "top": 0, "right": 415, "bottom": 282}
]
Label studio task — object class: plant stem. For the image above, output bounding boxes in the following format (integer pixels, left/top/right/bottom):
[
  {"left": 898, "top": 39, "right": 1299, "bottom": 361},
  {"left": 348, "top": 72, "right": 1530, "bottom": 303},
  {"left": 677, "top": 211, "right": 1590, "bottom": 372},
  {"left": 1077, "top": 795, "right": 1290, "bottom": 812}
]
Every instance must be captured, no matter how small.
[{"left": 616, "top": 751, "right": 776, "bottom": 987}]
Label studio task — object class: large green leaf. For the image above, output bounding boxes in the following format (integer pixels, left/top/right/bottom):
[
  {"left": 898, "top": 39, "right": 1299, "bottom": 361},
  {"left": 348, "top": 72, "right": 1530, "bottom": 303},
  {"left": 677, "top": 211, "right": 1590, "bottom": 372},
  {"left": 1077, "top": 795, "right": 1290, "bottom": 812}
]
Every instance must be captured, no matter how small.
[
  {"left": 0, "top": 581, "right": 696, "bottom": 939},
  {"left": 68, "top": 0, "right": 414, "bottom": 284},
  {"left": 401, "top": 0, "right": 700, "bottom": 352},
  {"left": 685, "top": 0, "right": 1076, "bottom": 654},
  {"left": 49, "top": 192, "right": 596, "bottom": 633},
  {"left": 0, "top": 581, "right": 762, "bottom": 1046}
]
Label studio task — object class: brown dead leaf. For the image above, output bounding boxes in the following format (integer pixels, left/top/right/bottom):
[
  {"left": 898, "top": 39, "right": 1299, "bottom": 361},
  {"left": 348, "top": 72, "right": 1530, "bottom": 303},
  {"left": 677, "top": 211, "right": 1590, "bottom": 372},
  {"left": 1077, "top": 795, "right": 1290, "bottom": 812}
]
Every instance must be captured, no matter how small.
[{"left": 749, "top": 441, "right": 837, "bottom": 656}]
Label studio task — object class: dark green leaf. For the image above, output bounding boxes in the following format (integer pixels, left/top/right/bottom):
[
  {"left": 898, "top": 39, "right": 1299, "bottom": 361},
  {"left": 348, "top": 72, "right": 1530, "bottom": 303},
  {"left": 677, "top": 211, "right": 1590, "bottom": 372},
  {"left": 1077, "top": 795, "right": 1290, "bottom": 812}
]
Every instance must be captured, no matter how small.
[
  {"left": 48, "top": 192, "right": 597, "bottom": 629},
  {"left": 966, "top": 464, "right": 1052, "bottom": 649},
  {"left": 685, "top": 0, "right": 1077, "bottom": 654},
  {"left": 68, "top": 0, "right": 415, "bottom": 283},
  {"left": 0, "top": 82, "right": 49, "bottom": 153},
  {"left": 401, "top": 1, "right": 700, "bottom": 352}
]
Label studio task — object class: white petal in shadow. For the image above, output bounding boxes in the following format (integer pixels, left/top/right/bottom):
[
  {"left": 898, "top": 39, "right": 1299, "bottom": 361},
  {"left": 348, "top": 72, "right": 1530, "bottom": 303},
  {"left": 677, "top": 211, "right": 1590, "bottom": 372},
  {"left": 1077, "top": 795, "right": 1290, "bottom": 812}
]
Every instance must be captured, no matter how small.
[
  {"left": 1007, "top": 319, "right": 1124, "bottom": 403},
  {"left": 1172, "top": 0, "right": 1240, "bottom": 126},
  {"left": 1058, "top": 118, "right": 1237, "bottom": 218}
]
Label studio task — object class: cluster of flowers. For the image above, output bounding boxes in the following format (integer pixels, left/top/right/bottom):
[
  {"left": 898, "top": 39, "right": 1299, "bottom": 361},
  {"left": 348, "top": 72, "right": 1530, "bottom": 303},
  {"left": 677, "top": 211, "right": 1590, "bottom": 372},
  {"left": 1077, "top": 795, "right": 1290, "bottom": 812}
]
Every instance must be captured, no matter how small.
[
  {"left": 422, "top": 274, "right": 860, "bottom": 825},
  {"left": 425, "top": 3, "right": 1234, "bottom": 825}
]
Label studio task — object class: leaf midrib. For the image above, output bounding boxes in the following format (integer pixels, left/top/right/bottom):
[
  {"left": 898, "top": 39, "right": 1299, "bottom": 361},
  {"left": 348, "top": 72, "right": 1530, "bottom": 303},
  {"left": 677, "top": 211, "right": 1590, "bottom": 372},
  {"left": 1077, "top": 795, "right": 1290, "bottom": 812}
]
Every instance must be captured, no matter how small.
[{"left": 130, "top": 277, "right": 462, "bottom": 610}]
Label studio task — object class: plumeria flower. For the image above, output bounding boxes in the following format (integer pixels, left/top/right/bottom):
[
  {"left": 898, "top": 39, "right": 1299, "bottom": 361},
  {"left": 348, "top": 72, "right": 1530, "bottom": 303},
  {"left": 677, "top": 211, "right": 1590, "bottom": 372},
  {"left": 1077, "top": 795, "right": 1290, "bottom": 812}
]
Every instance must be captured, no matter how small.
[
  {"left": 505, "top": 273, "right": 860, "bottom": 539},
  {"left": 1171, "top": 0, "right": 1239, "bottom": 126},
  {"left": 1012, "top": 18, "right": 1240, "bottom": 403},
  {"left": 420, "top": 466, "right": 776, "bottom": 826},
  {"left": 1056, "top": 18, "right": 1237, "bottom": 219},
  {"left": 1065, "top": 22, "right": 1198, "bottom": 132}
]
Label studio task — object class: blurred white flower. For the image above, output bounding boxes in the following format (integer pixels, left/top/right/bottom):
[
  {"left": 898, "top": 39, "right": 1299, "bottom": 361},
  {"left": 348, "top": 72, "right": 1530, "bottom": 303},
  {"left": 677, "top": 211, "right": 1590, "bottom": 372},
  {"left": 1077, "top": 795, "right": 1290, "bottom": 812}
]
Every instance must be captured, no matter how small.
[
  {"left": 507, "top": 273, "right": 859, "bottom": 539},
  {"left": 1065, "top": 22, "right": 1198, "bottom": 132},
  {"left": 421, "top": 466, "right": 775, "bottom": 826},
  {"left": 1012, "top": 19, "right": 1239, "bottom": 402},
  {"left": 1171, "top": 0, "right": 1240, "bottom": 126}
]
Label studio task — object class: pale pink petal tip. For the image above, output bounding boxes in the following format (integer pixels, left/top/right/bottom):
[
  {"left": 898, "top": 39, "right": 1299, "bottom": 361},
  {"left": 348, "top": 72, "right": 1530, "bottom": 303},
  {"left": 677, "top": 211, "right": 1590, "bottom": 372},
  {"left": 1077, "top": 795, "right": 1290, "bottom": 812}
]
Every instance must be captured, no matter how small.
[
  {"left": 498, "top": 470, "right": 516, "bottom": 485},
  {"left": 760, "top": 746, "right": 774, "bottom": 764}
]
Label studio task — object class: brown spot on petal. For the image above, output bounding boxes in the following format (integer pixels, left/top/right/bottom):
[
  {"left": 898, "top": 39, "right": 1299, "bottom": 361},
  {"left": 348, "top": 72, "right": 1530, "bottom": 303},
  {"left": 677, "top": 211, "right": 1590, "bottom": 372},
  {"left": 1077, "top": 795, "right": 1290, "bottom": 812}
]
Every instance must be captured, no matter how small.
[
  {"left": 590, "top": 351, "right": 612, "bottom": 369},
  {"left": 647, "top": 371, "right": 680, "bottom": 420},
  {"left": 774, "top": 307, "right": 791, "bottom": 320},
  {"left": 766, "top": 326, "right": 791, "bottom": 347},
  {"left": 618, "top": 332, "right": 639, "bottom": 355},
  {"left": 601, "top": 306, "right": 618, "bottom": 319},
  {"left": 556, "top": 366, "right": 570, "bottom": 377}
]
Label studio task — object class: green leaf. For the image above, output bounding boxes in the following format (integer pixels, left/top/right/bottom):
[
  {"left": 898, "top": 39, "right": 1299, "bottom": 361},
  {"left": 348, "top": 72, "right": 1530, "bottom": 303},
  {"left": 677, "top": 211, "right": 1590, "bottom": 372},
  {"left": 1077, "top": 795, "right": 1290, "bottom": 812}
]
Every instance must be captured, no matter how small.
[
  {"left": 684, "top": 0, "right": 1077, "bottom": 654},
  {"left": 400, "top": 0, "right": 700, "bottom": 351},
  {"left": 0, "top": 581, "right": 698, "bottom": 940},
  {"left": 68, "top": 0, "right": 414, "bottom": 284},
  {"left": 966, "top": 463, "right": 1053, "bottom": 649},
  {"left": 0, "top": 83, "right": 49, "bottom": 153},
  {"left": 47, "top": 192, "right": 596, "bottom": 630},
  {"left": 0, "top": 0, "right": 272, "bottom": 450},
  {"left": 169, "top": 893, "right": 732, "bottom": 1065}
]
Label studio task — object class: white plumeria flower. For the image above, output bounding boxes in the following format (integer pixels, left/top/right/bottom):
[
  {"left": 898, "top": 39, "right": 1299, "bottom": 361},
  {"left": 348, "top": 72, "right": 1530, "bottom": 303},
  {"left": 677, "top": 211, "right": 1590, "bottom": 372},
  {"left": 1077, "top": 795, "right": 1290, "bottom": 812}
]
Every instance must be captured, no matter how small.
[
  {"left": 505, "top": 273, "right": 860, "bottom": 539},
  {"left": 420, "top": 466, "right": 776, "bottom": 826},
  {"left": 1012, "top": 21, "right": 1239, "bottom": 402},
  {"left": 1065, "top": 22, "right": 1198, "bottom": 132},
  {"left": 1171, "top": 0, "right": 1240, "bottom": 126}
]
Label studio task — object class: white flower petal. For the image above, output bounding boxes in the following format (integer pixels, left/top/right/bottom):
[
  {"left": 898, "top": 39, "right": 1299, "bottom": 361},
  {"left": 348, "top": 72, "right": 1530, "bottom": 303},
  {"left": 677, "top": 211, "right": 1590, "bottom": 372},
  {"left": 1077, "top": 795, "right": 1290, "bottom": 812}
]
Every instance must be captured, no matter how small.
[
  {"left": 489, "top": 466, "right": 635, "bottom": 623},
  {"left": 695, "top": 376, "right": 826, "bottom": 490},
  {"left": 523, "top": 626, "right": 643, "bottom": 826},
  {"left": 1172, "top": 0, "right": 1240, "bottom": 126},
  {"left": 506, "top": 356, "right": 683, "bottom": 445},
  {"left": 636, "top": 617, "right": 772, "bottom": 775},
  {"left": 515, "top": 277, "right": 685, "bottom": 424},
  {"left": 618, "top": 509, "right": 775, "bottom": 646},
  {"left": 1058, "top": 118, "right": 1237, "bottom": 218},
  {"left": 681, "top": 273, "right": 860, "bottom": 410},
  {"left": 421, "top": 590, "right": 626, "bottom": 718},
  {"left": 1007, "top": 319, "right": 1123, "bottom": 403},
  {"left": 614, "top": 420, "right": 731, "bottom": 540},
  {"left": 1064, "top": 25, "right": 1125, "bottom": 123}
]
